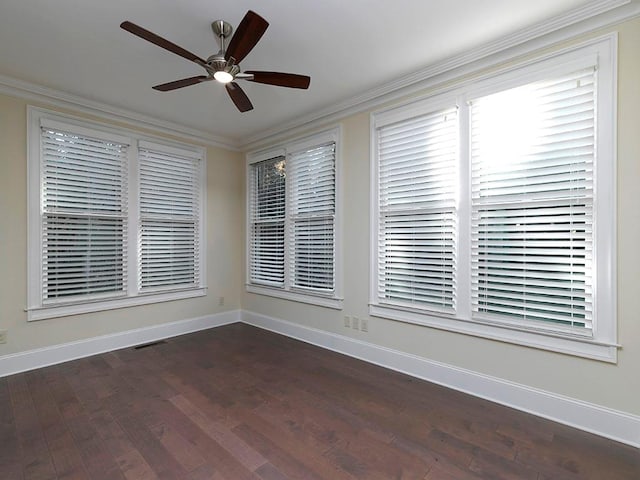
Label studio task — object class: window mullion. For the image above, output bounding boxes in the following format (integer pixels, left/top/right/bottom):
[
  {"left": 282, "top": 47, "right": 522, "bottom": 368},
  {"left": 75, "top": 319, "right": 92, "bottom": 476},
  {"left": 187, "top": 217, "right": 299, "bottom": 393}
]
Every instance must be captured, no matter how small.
[
  {"left": 457, "top": 98, "right": 471, "bottom": 320},
  {"left": 284, "top": 153, "right": 292, "bottom": 291},
  {"left": 128, "top": 145, "right": 139, "bottom": 297}
]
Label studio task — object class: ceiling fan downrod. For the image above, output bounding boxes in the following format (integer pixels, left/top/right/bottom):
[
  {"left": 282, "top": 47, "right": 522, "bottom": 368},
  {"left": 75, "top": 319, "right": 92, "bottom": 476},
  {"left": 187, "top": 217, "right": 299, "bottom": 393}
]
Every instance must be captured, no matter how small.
[{"left": 207, "top": 20, "right": 238, "bottom": 80}]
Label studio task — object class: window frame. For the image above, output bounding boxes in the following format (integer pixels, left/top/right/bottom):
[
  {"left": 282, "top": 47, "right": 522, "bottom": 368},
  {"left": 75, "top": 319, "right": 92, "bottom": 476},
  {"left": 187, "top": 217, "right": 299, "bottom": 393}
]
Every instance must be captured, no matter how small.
[
  {"left": 246, "top": 127, "right": 343, "bottom": 309},
  {"left": 27, "top": 107, "right": 207, "bottom": 321},
  {"left": 370, "top": 35, "right": 617, "bottom": 362}
]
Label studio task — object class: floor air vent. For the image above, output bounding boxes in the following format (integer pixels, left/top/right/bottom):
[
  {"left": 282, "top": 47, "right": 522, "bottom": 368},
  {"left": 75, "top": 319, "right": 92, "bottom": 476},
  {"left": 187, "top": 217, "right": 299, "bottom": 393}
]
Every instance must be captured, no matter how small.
[{"left": 133, "top": 340, "right": 167, "bottom": 350}]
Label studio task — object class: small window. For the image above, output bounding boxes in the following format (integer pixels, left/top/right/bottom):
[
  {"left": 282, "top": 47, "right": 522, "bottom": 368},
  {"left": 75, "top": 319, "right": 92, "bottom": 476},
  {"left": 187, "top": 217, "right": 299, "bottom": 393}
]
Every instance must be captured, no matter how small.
[
  {"left": 246, "top": 128, "right": 342, "bottom": 309},
  {"left": 139, "top": 143, "right": 202, "bottom": 292},
  {"left": 249, "top": 156, "right": 286, "bottom": 287}
]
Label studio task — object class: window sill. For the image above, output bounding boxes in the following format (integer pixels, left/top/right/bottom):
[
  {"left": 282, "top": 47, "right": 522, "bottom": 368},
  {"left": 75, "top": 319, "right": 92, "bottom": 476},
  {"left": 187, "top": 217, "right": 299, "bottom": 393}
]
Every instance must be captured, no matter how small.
[
  {"left": 27, "top": 287, "right": 207, "bottom": 321},
  {"left": 246, "top": 284, "right": 343, "bottom": 310},
  {"left": 369, "top": 303, "right": 618, "bottom": 363}
]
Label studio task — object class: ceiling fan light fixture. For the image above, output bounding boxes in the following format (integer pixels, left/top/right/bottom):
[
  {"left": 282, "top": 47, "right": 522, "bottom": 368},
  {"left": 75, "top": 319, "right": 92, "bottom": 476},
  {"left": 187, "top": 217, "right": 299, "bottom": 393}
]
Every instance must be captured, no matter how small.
[{"left": 214, "top": 70, "right": 234, "bottom": 83}]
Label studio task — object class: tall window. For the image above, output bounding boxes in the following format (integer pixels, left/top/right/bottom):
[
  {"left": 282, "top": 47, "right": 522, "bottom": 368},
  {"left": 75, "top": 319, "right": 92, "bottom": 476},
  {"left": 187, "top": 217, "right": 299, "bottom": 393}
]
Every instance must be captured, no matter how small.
[
  {"left": 377, "top": 107, "right": 458, "bottom": 313},
  {"left": 249, "top": 156, "right": 286, "bottom": 287},
  {"left": 28, "top": 110, "right": 206, "bottom": 320},
  {"left": 470, "top": 69, "right": 595, "bottom": 332},
  {"left": 247, "top": 129, "right": 341, "bottom": 308},
  {"left": 139, "top": 143, "right": 201, "bottom": 291},
  {"left": 371, "top": 37, "right": 616, "bottom": 361},
  {"left": 288, "top": 142, "right": 336, "bottom": 293},
  {"left": 40, "top": 127, "right": 129, "bottom": 301}
]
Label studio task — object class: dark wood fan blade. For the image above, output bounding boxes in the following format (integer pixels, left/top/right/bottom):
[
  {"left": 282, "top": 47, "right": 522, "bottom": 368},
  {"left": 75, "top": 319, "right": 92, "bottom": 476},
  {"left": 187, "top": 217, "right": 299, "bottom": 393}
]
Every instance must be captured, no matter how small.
[
  {"left": 225, "top": 82, "right": 253, "bottom": 112},
  {"left": 224, "top": 11, "right": 268, "bottom": 64},
  {"left": 152, "top": 76, "right": 211, "bottom": 91},
  {"left": 120, "top": 21, "right": 206, "bottom": 66},
  {"left": 244, "top": 71, "right": 310, "bottom": 89}
]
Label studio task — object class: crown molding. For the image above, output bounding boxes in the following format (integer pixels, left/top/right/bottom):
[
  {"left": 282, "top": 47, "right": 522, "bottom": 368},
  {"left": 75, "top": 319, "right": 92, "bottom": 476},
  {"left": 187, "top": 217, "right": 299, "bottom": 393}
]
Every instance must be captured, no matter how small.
[
  {"left": 0, "top": 74, "right": 240, "bottom": 151},
  {"left": 241, "top": 0, "right": 639, "bottom": 151}
]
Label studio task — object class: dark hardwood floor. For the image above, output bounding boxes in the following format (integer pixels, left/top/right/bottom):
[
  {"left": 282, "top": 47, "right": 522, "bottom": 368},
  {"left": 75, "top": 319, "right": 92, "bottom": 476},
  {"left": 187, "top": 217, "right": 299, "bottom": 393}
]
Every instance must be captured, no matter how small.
[{"left": 1, "top": 323, "right": 637, "bottom": 479}]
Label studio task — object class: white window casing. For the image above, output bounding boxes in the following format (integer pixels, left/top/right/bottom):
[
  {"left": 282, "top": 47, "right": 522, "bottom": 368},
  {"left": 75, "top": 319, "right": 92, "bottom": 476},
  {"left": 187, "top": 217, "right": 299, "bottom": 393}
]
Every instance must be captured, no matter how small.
[
  {"left": 370, "top": 35, "right": 617, "bottom": 362},
  {"left": 27, "top": 109, "right": 207, "bottom": 321},
  {"left": 246, "top": 128, "right": 343, "bottom": 309}
]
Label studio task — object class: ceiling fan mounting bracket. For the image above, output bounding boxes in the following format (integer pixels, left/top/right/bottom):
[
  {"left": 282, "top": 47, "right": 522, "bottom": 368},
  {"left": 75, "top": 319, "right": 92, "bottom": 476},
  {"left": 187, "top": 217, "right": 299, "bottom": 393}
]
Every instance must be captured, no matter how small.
[{"left": 211, "top": 20, "right": 233, "bottom": 40}]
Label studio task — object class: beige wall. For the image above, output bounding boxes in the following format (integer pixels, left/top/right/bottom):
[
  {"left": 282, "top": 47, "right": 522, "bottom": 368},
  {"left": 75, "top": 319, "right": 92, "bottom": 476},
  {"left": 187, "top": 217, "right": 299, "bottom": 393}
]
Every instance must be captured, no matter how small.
[
  {"left": 243, "top": 17, "right": 640, "bottom": 415},
  {"left": 0, "top": 95, "right": 244, "bottom": 355}
]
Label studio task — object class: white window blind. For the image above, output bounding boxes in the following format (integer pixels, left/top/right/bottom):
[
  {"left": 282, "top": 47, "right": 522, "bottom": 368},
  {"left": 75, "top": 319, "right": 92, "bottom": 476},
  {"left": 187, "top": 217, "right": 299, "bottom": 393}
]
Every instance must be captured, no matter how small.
[
  {"left": 249, "top": 157, "right": 286, "bottom": 286},
  {"left": 41, "top": 127, "right": 128, "bottom": 302},
  {"left": 377, "top": 107, "right": 458, "bottom": 312},
  {"left": 288, "top": 142, "right": 336, "bottom": 293},
  {"left": 139, "top": 146, "right": 201, "bottom": 291},
  {"left": 470, "top": 68, "right": 595, "bottom": 333}
]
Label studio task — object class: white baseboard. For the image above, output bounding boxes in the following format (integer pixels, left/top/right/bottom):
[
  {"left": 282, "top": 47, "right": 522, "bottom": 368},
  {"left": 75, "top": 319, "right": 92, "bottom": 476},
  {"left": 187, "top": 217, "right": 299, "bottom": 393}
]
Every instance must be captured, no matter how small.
[
  {"left": 0, "top": 310, "right": 241, "bottom": 377},
  {"left": 241, "top": 310, "right": 640, "bottom": 448}
]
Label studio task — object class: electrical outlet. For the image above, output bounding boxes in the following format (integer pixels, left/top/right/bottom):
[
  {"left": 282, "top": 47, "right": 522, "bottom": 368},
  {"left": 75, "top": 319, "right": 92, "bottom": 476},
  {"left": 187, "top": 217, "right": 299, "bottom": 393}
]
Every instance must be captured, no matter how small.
[
  {"left": 0, "top": 330, "right": 7, "bottom": 344},
  {"left": 352, "top": 317, "right": 360, "bottom": 330},
  {"left": 218, "top": 296, "right": 225, "bottom": 306},
  {"left": 360, "top": 318, "right": 369, "bottom": 332},
  {"left": 344, "top": 316, "right": 351, "bottom": 328}
]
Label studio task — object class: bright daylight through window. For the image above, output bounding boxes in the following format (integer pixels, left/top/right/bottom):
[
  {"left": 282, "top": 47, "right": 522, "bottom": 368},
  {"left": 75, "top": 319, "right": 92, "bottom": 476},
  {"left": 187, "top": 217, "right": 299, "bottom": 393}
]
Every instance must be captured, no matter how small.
[{"left": 371, "top": 37, "right": 617, "bottom": 361}]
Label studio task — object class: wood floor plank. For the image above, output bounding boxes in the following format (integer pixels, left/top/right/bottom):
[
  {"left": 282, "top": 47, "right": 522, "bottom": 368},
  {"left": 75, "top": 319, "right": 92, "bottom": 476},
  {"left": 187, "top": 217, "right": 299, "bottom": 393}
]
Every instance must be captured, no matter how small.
[
  {"left": 169, "top": 394, "right": 268, "bottom": 472},
  {"left": 0, "top": 378, "right": 22, "bottom": 480},
  {"left": 115, "top": 414, "right": 190, "bottom": 479},
  {"left": 233, "top": 421, "right": 329, "bottom": 480},
  {"left": 3, "top": 324, "right": 638, "bottom": 480},
  {"left": 87, "top": 410, "right": 159, "bottom": 480},
  {"left": 7, "top": 374, "right": 58, "bottom": 480},
  {"left": 147, "top": 422, "right": 206, "bottom": 473},
  {"left": 63, "top": 412, "right": 126, "bottom": 480},
  {"left": 236, "top": 407, "right": 369, "bottom": 480},
  {"left": 25, "top": 370, "right": 89, "bottom": 480}
]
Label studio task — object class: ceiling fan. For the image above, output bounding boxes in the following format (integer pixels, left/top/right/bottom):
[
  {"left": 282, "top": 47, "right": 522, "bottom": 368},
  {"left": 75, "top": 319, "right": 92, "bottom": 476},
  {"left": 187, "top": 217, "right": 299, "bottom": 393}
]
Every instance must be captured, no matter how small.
[{"left": 120, "top": 10, "right": 310, "bottom": 112}]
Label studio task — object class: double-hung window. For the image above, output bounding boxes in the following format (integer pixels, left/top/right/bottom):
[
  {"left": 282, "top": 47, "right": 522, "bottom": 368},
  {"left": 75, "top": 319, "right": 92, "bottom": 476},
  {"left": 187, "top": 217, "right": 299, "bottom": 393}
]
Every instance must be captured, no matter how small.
[
  {"left": 28, "top": 109, "right": 206, "bottom": 320},
  {"left": 247, "top": 128, "right": 341, "bottom": 308},
  {"left": 377, "top": 105, "right": 458, "bottom": 313},
  {"left": 39, "top": 124, "right": 129, "bottom": 301},
  {"left": 138, "top": 143, "right": 202, "bottom": 291},
  {"left": 371, "top": 37, "right": 617, "bottom": 361}
]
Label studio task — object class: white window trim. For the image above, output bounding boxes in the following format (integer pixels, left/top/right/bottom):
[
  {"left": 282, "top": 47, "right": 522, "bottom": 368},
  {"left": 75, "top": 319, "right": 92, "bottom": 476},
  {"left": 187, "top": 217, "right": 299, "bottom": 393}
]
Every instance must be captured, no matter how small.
[
  {"left": 246, "top": 127, "right": 343, "bottom": 310},
  {"left": 27, "top": 107, "right": 207, "bottom": 321},
  {"left": 370, "top": 35, "right": 617, "bottom": 362}
]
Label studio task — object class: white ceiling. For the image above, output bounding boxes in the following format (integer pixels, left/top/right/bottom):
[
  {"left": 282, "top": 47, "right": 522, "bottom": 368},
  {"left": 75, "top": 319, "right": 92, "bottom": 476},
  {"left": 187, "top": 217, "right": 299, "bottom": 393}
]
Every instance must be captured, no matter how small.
[{"left": 0, "top": 0, "right": 620, "bottom": 146}]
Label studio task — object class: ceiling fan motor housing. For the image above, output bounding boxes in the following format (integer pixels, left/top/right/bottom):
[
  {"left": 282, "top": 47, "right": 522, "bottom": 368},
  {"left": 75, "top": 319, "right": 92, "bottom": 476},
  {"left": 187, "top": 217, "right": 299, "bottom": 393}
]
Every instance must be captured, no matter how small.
[
  {"left": 207, "top": 53, "right": 228, "bottom": 73},
  {"left": 205, "top": 53, "right": 240, "bottom": 78}
]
